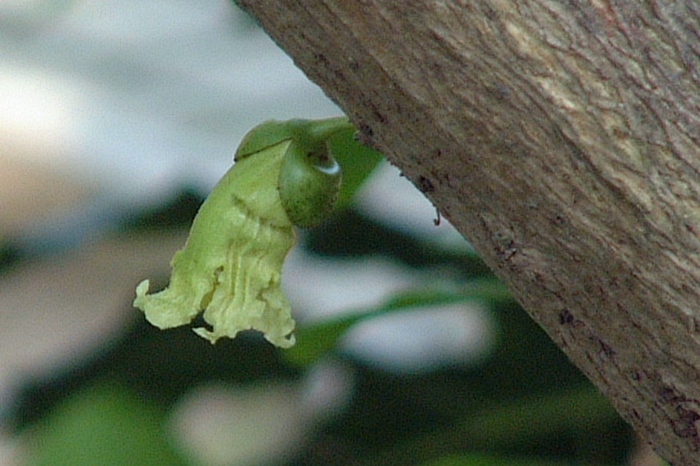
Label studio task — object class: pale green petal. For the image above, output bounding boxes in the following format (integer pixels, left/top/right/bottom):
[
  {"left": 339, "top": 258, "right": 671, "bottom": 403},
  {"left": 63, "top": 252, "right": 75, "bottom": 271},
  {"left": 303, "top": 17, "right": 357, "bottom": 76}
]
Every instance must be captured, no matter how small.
[{"left": 134, "top": 140, "right": 297, "bottom": 348}]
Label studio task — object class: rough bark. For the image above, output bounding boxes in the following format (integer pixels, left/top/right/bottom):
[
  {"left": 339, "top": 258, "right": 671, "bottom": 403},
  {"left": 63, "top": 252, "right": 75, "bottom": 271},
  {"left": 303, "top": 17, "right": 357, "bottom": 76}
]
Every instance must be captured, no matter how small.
[{"left": 238, "top": 1, "right": 700, "bottom": 464}]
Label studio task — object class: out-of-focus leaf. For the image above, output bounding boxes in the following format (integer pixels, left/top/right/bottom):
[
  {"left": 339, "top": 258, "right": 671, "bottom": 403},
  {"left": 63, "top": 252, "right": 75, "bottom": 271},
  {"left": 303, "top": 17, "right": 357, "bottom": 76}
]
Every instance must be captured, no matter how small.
[
  {"left": 27, "top": 380, "right": 185, "bottom": 466},
  {"left": 327, "top": 126, "right": 383, "bottom": 208},
  {"left": 285, "top": 278, "right": 513, "bottom": 367},
  {"left": 420, "top": 452, "right": 577, "bottom": 466},
  {"left": 362, "top": 385, "right": 622, "bottom": 466},
  {"left": 458, "top": 384, "right": 620, "bottom": 448},
  {"left": 285, "top": 315, "right": 358, "bottom": 367},
  {"left": 383, "top": 278, "right": 514, "bottom": 309}
]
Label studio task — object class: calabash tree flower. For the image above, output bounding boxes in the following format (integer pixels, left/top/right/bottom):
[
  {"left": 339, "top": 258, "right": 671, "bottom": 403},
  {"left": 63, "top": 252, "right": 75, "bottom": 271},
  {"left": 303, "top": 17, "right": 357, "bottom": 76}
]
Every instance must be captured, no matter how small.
[{"left": 134, "top": 118, "right": 351, "bottom": 348}]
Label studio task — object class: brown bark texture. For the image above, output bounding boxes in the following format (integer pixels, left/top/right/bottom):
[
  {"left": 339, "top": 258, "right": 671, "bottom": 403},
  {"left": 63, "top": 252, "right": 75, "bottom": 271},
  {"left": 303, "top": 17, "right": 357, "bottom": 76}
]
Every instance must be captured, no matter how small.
[{"left": 238, "top": 1, "right": 700, "bottom": 464}]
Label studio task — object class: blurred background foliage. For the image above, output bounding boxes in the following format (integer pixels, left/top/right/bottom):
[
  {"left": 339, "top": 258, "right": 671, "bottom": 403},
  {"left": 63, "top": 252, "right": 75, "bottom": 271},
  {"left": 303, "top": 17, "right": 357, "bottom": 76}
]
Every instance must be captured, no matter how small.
[{"left": 0, "top": 1, "right": 662, "bottom": 465}]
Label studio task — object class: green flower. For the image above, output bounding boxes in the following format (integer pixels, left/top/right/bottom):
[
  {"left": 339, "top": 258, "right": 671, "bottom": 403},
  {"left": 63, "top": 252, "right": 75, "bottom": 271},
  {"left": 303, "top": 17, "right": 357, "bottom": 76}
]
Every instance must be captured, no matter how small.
[{"left": 134, "top": 118, "right": 352, "bottom": 348}]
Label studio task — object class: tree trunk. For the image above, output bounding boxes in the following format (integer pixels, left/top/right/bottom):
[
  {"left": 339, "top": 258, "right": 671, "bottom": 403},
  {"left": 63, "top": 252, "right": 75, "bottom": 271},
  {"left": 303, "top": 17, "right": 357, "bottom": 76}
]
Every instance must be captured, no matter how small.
[{"left": 237, "top": 1, "right": 700, "bottom": 463}]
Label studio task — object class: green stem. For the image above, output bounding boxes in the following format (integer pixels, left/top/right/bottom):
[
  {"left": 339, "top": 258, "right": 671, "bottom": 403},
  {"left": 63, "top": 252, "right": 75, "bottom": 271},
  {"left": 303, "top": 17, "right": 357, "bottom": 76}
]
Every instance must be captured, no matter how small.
[{"left": 304, "top": 116, "right": 354, "bottom": 141}]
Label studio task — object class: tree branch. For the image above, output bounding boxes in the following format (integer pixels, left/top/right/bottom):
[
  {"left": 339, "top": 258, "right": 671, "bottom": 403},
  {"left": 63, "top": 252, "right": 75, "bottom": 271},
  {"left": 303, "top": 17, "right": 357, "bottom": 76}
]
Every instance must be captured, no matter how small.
[{"left": 238, "top": 1, "right": 700, "bottom": 463}]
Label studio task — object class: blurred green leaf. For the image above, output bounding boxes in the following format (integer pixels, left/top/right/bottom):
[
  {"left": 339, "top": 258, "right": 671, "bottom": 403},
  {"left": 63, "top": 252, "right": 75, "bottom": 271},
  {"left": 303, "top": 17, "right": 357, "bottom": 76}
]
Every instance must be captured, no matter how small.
[
  {"left": 383, "top": 278, "right": 514, "bottom": 309},
  {"left": 285, "top": 278, "right": 513, "bottom": 367},
  {"left": 327, "top": 126, "right": 383, "bottom": 208},
  {"left": 458, "top": 384, "right": 620, "bottom": 448},
  {"left": 285, "top": 314, "right": 358, "bottom": 367},
  {"left": 27, "top": 380, "right": 185, "bottom": 466},
  {"left": 420, "top": 452, "right": 578, "bottom": 466},
  {"left": 361, "top": 384, "right": 623, "bottom": 466}
]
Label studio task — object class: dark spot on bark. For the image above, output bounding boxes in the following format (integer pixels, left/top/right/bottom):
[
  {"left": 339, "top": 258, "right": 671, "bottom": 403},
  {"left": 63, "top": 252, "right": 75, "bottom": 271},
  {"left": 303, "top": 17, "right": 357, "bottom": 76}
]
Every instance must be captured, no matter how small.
[
  {"left": 671, "top": 406, "right": 700, "bottom": 440},
  {"left": 495, "top": 240, "right": 517, "bottom": 261},
  {"left": 660, "top": 387, "right": 680, "bottom": 403},
  {"left": 596, "top": 338, "right": 616, "bottom": 358},
  {"left": 631, "top": 408, "right": 641, "bottom": 421},
  {"left": 355, "top": 123, "right": 375, "bottom": 147},
  {"left": 373, "top": 109, "right": 387, "bottom": 124},
  {"left": 654, "top": 383, "right": 700, "bottom": 446},
  {"left": 559, "top": 309, "right": 574, "bottom": 325},
  {"left": 418, "top": 176, "right": 435, "bottom": 193},
  {"left": 552, "top": 214, "right": 566, "bottom": 226},
  {"left": 314, "top": 52, "right": 329, "bottom": 66}
]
